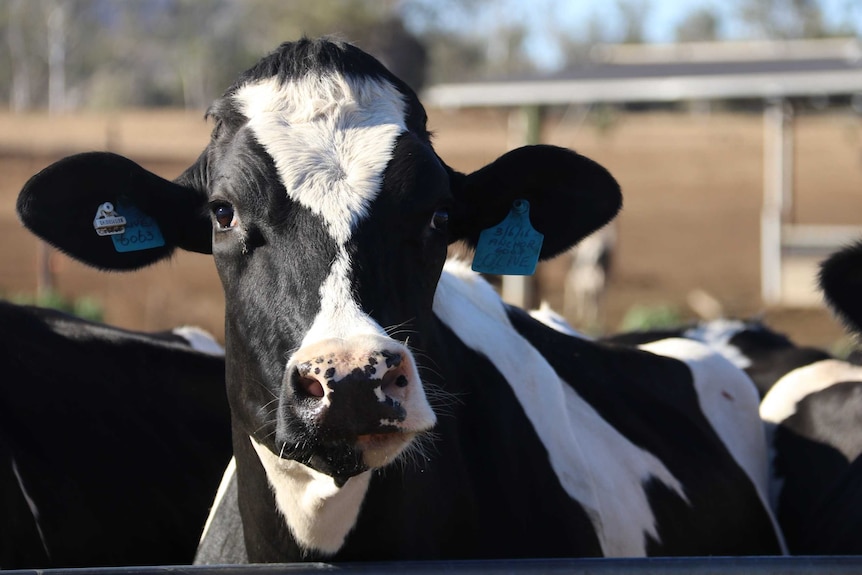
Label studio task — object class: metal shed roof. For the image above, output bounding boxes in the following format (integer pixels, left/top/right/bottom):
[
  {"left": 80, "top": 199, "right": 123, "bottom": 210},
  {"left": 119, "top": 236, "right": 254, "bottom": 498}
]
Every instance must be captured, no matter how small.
[
  {"left": 422, "top": 38, "right": 862, "bottom": 309},
  {"left": 423, "top": 38, "right": 862, "bottom": 107}
]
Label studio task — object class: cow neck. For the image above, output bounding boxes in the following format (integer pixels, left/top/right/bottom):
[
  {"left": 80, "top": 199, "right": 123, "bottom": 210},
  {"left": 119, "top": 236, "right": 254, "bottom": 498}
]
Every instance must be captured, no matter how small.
[{"left": 430, "top": 260, "right": 690, "bottom": 556}]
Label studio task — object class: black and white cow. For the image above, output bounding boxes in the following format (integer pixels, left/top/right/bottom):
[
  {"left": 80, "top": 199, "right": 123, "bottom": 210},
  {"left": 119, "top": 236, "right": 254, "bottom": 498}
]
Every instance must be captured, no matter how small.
[
  {"left": 17, "top": 38, "right": 784, "bottom": 562},
  {"left": 605, "top": 315, "right": 862, "bottom": 555},
  {"left": 0, "top": 301, "right": 232, "bottom": 568},
  {"left": 604, "top": 318, "right": 831, "bottom": 399},
  {"left": 751, "top": 240, "right": 862, "bottom": 556},
  {"left": 759, "top": 355, "right": 862, "bottom": 555}
]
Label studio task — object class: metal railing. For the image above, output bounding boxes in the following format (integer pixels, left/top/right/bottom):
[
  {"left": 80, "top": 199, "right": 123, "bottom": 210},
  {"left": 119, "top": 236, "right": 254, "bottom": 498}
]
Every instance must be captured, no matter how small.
[{"left": 6, "top": 557, "right": 862, "bottom": 575}]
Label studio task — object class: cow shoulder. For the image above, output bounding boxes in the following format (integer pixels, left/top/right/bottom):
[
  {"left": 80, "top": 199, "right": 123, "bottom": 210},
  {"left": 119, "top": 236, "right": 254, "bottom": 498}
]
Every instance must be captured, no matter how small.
[
  {"left": 435, "top": 262, "right": 782, "bottom": 555},
  {"left": 638, "top": 339, "right": 767, "bottom": 486}
]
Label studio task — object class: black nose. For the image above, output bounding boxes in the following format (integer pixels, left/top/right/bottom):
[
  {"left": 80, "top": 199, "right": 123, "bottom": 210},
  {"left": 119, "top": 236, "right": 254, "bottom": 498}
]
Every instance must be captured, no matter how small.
[{"left": 319, "top": 367, "right": 407, "bottom": 437}]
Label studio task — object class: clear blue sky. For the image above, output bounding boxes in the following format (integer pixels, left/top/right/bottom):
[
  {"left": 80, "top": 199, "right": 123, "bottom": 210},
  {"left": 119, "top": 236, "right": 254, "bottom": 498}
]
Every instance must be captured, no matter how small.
[{"left": 421, "top": 0, "right": 862, "bottom": 70}]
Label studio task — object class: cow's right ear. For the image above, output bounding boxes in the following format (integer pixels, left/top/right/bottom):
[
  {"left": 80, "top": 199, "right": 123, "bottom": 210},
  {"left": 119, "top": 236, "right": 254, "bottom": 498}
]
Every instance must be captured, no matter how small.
[
  {"left": 820, "top": 240, "right": 862, "bottom": 335},
  {"left": 17, "top": 152, "right": 212, "bottom": 271}
]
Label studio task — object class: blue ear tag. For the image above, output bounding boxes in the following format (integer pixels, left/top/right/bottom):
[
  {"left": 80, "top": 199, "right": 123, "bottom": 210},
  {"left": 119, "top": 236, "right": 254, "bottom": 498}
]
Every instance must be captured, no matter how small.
[
  {"left": 471, "top": 199, "right": 544, "bottom": 276},
  {"left": 109, "top": 201, "right": 165, "bottom": 253}
]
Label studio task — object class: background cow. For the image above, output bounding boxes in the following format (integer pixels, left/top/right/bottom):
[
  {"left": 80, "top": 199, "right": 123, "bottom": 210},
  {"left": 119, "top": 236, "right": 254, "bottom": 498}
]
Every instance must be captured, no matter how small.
[
  {"left": 563, "top": 222, "right": 616, "bottom": 333},
  {"left": 17, "top": 38, "right": 783, "bottom": 563},
  {"left": 605, "top": 315, "right": 862, "bottom": 555},
  {"left": 0, "top": 301, "right": 232, "bottom": 569},
  {"left": 604, "top": 318, "right": 831, "bottom": 399}
]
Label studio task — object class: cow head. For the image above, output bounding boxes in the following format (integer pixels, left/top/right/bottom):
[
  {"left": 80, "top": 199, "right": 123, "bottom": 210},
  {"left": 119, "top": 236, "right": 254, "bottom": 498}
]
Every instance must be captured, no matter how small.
[
  {"left": 17, "top": 39, "right": 622, "bottom": 484},
  {"left": 820, "top": 240, "right": 862, "bottom": 336}
]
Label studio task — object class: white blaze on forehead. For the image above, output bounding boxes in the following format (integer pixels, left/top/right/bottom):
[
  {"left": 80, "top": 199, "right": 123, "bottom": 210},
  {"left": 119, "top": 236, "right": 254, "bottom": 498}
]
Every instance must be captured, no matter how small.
[{"left": 234, "top": 73, "right": 407, "bottom": 244}]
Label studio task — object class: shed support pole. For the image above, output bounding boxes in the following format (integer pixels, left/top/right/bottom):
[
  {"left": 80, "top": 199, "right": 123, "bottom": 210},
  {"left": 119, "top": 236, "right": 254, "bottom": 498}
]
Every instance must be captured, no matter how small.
[
  {"left": 501, "top": 105, "right": 543, "bottom": 309},
  {"left": 761, "top": 98, "right": 793, "bottom": 305}
]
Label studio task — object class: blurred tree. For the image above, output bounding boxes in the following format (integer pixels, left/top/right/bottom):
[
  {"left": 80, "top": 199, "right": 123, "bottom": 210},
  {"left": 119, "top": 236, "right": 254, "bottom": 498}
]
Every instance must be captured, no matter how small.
[
  {"left": 1, "top": 0, "right": 113, "bottom": 110},
  {"left": 239, "top": 0, "right": 427, "bottom": 90},
  {"left": 5, "top": 0, "right": 33, "bottom": 111},
  {"left": 87, "top": 0, "right": 254, "bottom": 109},
  {"left": 553, "top": 11, "right": 609, "bottom": 67},
  {"left": 552, "top": 1, "right": 650, "bottom": 68},
  {"left": 354, "top": 16, "right": 427, "bottom": 91},
  {"left": 400, "top": 0, "right": 531, "bottom": 82},
  {"left": 617, "top": 0, "right": 651, "bottom": 44},
  {"left": 737, "top": 0, "right": 828, "bottom": 39},
  {"left": 675, "top": 7, "right": 722, "bottom": 42},
  {"left": 0, "top": 0, "right": 526, "bottom": 109}
]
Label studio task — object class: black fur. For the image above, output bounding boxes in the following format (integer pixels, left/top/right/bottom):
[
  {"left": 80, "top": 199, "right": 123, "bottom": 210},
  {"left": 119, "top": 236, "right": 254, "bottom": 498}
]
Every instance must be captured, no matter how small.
[
  {"left": 820, "top": 240, "right": 862, "bottom": 336},
  {"left": 772, "top": 381, "right": 862, "bottom": 554},
  {"left": 0, "top": 301, "right": 231, "bottom": 568}
]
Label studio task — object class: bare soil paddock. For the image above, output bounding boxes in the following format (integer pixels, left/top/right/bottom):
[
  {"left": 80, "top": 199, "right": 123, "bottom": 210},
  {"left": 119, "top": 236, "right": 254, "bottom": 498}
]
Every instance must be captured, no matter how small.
[{"left": 1, "top": 108, "right": 861, "bottom": 350}]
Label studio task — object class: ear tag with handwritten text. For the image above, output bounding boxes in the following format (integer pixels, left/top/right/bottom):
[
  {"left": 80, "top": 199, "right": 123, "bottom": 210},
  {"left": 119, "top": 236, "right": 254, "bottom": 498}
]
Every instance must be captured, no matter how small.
[
  {"left": 109, "top": 201, "right": 165, "bottom": 253},
  {"left": 472, "top": 199, "right": 544, "bottom": 276}
]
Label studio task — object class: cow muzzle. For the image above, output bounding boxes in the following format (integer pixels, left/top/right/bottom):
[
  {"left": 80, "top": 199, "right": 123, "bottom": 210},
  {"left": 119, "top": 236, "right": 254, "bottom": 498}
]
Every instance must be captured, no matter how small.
[{"left": 280, "top": 334, "right": 436, "bottom": 473}]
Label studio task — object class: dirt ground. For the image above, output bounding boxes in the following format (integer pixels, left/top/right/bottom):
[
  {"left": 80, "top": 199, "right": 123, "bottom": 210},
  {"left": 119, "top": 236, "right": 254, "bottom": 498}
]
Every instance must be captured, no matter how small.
[{"left": 1, "top": 107, "right": 861, "bottom": 351}]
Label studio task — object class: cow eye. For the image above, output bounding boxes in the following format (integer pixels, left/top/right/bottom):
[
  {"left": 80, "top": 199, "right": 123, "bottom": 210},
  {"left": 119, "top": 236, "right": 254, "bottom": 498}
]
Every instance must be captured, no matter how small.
[
  {"left": 212, "top": 203, "right": 236, "bottom": 230},
  {"left": 430, "top": 209, "right": 449, "bottom": 231}
]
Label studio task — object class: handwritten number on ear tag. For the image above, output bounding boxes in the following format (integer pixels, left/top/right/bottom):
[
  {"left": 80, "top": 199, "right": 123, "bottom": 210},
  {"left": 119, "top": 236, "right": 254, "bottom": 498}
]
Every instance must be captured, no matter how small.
[
  {"left": 472, "top": 199, "right": 544, "bottom": 276},
  {"left": 110, "top": 202, "right": 165, "bottom": 253}
]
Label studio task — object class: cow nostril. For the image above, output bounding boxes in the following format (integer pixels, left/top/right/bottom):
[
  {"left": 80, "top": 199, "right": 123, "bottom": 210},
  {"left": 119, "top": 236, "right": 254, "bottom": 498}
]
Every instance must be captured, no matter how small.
[
  {"left": 300, "top": 376, "right": 325, "bottom": 398},
  {"left": 292, "top": 362, "right": 326, "bottom": 399},
  {"left": 296, "top": 375, "right": 325, "bottom": 398}
]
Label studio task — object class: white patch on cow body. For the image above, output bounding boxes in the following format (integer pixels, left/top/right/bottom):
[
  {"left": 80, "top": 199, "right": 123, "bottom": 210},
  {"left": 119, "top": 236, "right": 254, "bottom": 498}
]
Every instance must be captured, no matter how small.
[
  {"left": 758, "top": 359, "right": 862, "bottom": 523},
  {"left": 639, "top": 337, "right": 787, "bottom": 554},
  {"left": 433, "top": 260, "right": 687, "bottom": 557},
  {"left": 682, "top": 319, "right": 752, "bottom": 370},
  {"left": 528, "top": 301, "right": 590, "bottom": 338},
  {"left": 172, "top": 325, "right": 225, "bottom": 356},
  {"left": 760, "top": 358, "right": 862, "bottom": 424},
  {"left": 251, "top": 437, "right": 372, "bottom": 555},
  {"left": 234, "top": 74, "right": 406, "bottom": 245}
]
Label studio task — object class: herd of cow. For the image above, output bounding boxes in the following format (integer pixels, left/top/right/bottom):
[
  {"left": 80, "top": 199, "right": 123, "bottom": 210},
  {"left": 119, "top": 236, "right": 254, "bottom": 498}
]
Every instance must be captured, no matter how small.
[{"left": 3, "top": 38, "right": 862, "bottom": 569}]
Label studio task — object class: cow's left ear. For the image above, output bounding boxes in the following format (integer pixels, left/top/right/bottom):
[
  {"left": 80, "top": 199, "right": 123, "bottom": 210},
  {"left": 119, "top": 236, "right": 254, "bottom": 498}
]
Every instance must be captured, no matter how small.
[
  {"left": 820, "top": 241, "right": 862, "bottom": 335},
  {"left": 17, "top": 151, "right": 212, "bottom": 271},
  {"left": 446, "top": 145, "right": 622, "bottom": 260}
]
